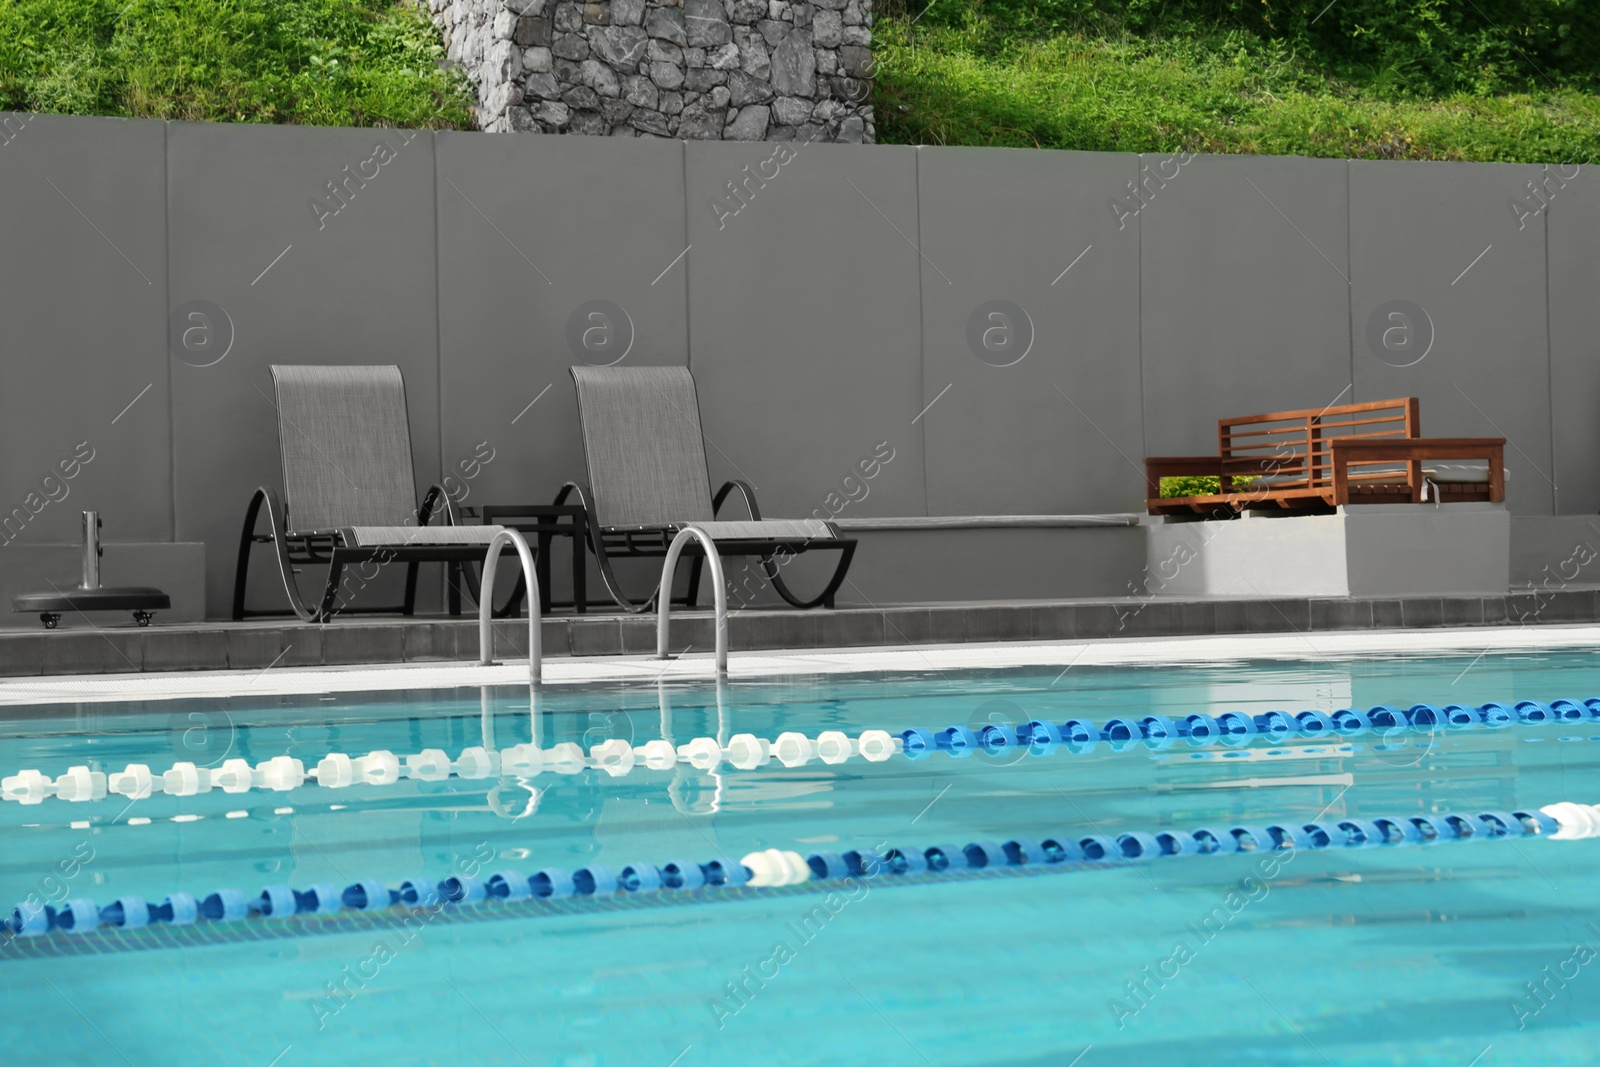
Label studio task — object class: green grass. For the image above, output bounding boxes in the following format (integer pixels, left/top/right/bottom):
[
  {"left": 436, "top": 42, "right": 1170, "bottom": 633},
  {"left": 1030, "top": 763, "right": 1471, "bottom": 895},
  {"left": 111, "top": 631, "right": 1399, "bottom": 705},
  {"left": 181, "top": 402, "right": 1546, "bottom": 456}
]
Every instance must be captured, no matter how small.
[
  {"left": 874, "top": 3, "right": 1600, "bottom": 162},
  {"left": 11, "top": 0, "right": 1600, "bottom": 160},
  {"left": 0, "top": 0, "right": 473, "bottom": 128}
]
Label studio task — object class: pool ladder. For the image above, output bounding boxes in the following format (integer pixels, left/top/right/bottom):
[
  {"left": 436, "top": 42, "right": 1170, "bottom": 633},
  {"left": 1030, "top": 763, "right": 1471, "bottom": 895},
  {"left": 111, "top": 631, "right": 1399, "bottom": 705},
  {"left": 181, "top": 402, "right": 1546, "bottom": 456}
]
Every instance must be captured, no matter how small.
[
  {"left": 655, "top": 526, "right": 729, "bottom": 677},
  {"left": 478, "top": 530, "right": 541, "bottom": 684},
  {"left": 477, "top": 525, "right": 731, "bottom": 681}
]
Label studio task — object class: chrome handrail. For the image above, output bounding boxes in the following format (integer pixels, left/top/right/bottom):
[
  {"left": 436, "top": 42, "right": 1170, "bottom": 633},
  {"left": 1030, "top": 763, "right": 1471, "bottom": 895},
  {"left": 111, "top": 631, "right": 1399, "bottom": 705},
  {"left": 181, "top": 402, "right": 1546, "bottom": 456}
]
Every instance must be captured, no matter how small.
[
  {"left": 656, "top": 526, "right": 728, "bottom": 676},
  {"left": 478, "top": 529, "right": 541, "bottom": 684}
]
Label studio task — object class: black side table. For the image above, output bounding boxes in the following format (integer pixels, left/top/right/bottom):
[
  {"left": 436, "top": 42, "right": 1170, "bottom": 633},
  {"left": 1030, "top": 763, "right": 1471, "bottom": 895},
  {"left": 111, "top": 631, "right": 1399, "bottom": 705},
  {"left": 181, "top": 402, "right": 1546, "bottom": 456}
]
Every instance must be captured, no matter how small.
[{"left": 479, "top": 504, "right": 588, "bottom": 615}]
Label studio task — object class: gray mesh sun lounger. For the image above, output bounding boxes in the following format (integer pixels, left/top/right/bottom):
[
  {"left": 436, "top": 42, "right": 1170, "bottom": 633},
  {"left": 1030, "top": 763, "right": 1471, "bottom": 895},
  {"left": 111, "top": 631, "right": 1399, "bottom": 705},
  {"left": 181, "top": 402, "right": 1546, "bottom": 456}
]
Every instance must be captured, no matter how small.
[
  {"left": 232, "top": 365, "right": 506, "bottom": 623},
  {"left": 551, "top": 365, "right": 856, "bottom": 612}
]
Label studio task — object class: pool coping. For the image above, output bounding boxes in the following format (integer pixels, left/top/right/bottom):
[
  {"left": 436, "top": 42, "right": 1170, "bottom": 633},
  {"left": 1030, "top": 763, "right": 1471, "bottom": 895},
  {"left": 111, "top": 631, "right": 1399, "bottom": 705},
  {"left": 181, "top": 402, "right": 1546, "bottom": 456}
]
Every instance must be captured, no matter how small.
[
  {"left": 3, "top": 622, "right": 1598, "bottom": 707},
  {"left": 3, "top": 587, "right": 1599, "bottom": 683}
]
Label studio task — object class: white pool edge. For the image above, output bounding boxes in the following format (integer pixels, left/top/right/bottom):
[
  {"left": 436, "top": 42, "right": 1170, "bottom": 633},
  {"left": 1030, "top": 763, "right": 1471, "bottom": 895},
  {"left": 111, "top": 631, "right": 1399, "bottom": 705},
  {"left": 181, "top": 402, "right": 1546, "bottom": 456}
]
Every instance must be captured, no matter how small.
[{"left": 0, "top": 623, "right": 1596, "bottom": 706}]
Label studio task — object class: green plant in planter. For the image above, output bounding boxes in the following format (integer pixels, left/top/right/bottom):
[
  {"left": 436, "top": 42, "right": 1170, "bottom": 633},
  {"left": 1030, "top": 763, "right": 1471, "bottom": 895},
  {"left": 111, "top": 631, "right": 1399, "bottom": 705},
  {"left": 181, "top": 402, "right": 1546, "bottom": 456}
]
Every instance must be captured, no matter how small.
[{"left": 1159, "top": 475, "right": 1259, "bottom": 498}]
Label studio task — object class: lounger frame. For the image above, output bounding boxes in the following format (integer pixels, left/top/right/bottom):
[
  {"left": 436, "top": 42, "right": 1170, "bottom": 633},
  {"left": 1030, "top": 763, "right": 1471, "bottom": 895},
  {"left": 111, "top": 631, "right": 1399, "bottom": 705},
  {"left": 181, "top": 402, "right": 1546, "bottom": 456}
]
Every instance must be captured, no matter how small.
[
  {"left": 232, "top": 485, "right": 486, "bottom": 623},
  {"left": 231, "top": 365, "right": 498, "bottom": 624},
  {"left": 563, "top": 365, "right": 856, "bottom": 614},
  {"left": 553, "top": 479, "right": 856, "bottom": 614}
]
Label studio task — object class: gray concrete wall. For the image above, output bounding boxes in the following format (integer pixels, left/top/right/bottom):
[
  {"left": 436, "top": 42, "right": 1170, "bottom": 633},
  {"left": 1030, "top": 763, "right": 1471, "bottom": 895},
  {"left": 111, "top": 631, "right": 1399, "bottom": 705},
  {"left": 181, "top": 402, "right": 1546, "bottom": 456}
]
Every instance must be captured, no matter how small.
[
  {"left": 1141, "top": 154, "right": 1353, "bottom": 458},
  {"left": 1349, "top": 160, "right": 1554, "bottom": 516},
  {"left": 685, "top": 141, "right": 925, "bottom": 519},
  {"left": 164, "top": 122, "right": 445, "bottom": 614},
  {"left": 916, "top": 147, "right": 1143, "bottom": 515},
  {"left": 1146, "top": 504, "right": 1511, "bottom": 598},
  {"left": 0, "top": 113, "right": 1593, "bottom": 619},
  {"left": 1546, "top": 166, "right": 1600, "bottom": 515},
  {"left": 846, "top": 526, "right": 1146, "bottom": 603},
  {"left": 1509, "top": 515, "right": 1600, "bottom": 591},
  {"left": 0, "top": 116, "right": 171, "bottom": 547},
  {"left": 1342, "top": 504, "right": 1510, "bottom": 597}
]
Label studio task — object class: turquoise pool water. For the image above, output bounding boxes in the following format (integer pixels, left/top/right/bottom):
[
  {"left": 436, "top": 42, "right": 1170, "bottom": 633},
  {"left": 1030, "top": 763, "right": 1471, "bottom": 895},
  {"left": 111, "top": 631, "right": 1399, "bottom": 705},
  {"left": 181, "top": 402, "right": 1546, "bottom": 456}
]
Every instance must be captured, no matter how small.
[{"left": 3, "top": 648, "right": 1600, "bottom": 1066}]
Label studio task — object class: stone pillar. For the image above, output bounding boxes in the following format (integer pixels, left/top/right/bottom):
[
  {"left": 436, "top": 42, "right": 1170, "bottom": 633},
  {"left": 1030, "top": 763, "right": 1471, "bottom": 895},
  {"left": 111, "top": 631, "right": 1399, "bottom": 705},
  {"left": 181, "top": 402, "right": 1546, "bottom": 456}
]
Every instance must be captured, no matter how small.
[{"left": 430, "top": 0, "right": 874, "bottom": 142}]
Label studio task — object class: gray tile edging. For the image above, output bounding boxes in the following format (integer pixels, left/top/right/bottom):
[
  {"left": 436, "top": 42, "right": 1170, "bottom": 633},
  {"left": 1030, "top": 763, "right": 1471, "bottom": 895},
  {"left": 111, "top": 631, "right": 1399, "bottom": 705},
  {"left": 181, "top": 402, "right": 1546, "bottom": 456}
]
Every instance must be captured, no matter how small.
[{"left": 0, "top": 592, "right": 1595, "bottom": 678}]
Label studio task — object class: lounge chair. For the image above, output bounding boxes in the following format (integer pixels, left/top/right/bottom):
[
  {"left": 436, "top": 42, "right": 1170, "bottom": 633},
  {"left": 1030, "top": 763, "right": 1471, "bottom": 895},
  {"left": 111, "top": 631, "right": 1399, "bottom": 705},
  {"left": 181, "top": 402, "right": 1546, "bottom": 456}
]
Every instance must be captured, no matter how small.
[
  {"left": 554, "top": 365, "right": 856, "bottom": 612},
  {"left": 232, "top": 365, "right": 506, "bottom": 623}
]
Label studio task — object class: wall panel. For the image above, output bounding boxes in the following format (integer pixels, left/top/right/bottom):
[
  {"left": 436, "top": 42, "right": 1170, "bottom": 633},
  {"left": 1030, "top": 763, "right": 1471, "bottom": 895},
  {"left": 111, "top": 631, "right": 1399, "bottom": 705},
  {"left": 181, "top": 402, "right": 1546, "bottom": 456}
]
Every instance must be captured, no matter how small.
[
  {"left": 0, "top": 114, "right": 170, "bottom": 550},
  {"left": 0, "top": 115, "right": 1587, "bottom": 620},
  {"left": 916, "top": 147, "right": 1144, "bottom": 515},
  {"left": 435, "top": 131, "right": 689, "bottom": 517},
  {"left": 1350, "top": 160, "right": 1553, "bottom": 515},
  {"left": 683, "top": 141, "right": 927, "bottom": 524},
  {"left": 1546, "top": 168, "right": 1600, "bottom": 515},
  {"left": 1140, "top": 154, "right": 1353, "bottom": 458},
  {"left": 166, "top": 121, "right": 442, "bottom": 614}
]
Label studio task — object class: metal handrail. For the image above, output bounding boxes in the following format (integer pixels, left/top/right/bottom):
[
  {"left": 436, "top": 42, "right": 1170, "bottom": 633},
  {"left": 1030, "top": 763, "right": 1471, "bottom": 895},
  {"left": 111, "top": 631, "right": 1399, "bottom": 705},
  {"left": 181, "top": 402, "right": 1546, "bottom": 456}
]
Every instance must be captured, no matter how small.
[
  {"left": 656, "top": 526, "right": 728, "bottom": 676},
  {"left": 478, "top": 529, "right": 541, "bottom": 684}
]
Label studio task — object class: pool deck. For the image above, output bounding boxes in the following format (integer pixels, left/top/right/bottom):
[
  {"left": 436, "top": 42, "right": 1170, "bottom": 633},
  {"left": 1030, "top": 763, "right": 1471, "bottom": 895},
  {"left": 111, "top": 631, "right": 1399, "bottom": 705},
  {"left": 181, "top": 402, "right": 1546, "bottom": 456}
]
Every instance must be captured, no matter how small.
[
  {"left": 0, "top": 586, "right": 1597, "bottom": 686},
  {"left": 4, "top": 621, "right": 1599, "bottom": 707}
]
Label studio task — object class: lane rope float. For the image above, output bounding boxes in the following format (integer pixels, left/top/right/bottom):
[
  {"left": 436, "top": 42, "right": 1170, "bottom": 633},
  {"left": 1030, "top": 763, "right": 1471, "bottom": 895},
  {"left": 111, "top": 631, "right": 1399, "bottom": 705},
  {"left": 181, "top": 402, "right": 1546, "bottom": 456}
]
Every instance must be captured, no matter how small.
[
  {"left": 0, "top": 729, "right": 901, "bottom": 806},
  {"left": 899, "top": 698, "right": 1600, "bottom": 759},
  {"left": 5, "top": 803, "right": 1580, "bottom": 944},
  {"left": 4, "top": 697, "right": 1595, "bottom": 808}
]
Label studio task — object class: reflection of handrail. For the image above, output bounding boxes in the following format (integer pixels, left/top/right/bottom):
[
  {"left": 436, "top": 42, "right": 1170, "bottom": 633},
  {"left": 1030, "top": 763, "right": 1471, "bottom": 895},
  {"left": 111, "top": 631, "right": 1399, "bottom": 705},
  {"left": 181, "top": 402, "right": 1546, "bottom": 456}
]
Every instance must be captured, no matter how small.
[
  {"left": 656, "top": 526, "right": 727, "bottom": 676},
  {"left": 481, "top": 683, "right": 543, "bottom": 751},
  {"left": 659, "top": 677, "right": 731, "bottom": 813},
  {"left": 480, "top": 688, "right": 495, "bottom": 753},
  {"left": 478, "top": 529, "right": 541, "bottom": 685},
  {"left": 653, "top": 676, "right": 731, "bottom": 746}
]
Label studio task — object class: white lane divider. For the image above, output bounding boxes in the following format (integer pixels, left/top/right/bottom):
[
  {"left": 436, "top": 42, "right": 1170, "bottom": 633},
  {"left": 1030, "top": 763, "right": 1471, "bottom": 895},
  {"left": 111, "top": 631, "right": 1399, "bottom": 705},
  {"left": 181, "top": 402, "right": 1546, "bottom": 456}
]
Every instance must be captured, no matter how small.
[
  {"left": 0, "top": 729, "right": 902, "bottom": 806},
  {"left": 740, "top": 849, "right": 812, "bottom": 887},
  {"left": 1541, "top": 801, "right": 1600, "bottom": 839}
]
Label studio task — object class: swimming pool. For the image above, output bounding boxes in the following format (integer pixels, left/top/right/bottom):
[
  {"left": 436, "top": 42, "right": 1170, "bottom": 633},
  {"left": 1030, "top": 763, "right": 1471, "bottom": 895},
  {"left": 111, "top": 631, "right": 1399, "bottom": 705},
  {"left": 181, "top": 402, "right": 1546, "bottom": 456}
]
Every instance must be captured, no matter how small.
[{"left": 3, "top": 641, "right": 1599, "bottom": 1066}]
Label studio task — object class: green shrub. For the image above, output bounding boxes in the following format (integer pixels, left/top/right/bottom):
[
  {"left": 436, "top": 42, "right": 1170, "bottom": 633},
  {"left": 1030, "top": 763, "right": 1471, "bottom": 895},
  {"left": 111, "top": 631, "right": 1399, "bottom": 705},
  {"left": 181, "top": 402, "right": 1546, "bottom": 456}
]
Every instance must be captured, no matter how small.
[
  {"left": 875, "top": 1, "right": 1600, "bottom": 162},
  {"left": 881, "top": 1, "right": 1600, "bottom": 95},
  {"left": 0, "top": 0, "right": 473, "bottom": 128},
  {"left": 1161, "top": 475, "right": 1219, "bottom": 499},
  {"left": 1159, "top": 474, "right": 1264, "bottom": 498}
]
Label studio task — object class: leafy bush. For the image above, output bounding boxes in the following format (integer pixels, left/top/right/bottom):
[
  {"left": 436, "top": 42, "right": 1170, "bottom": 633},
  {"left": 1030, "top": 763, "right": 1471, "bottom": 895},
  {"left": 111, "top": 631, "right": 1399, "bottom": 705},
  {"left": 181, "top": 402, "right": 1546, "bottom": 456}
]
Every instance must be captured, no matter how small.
[
  {"left": 875, "top": 1, "right": 1600, "bottom": 161},
  {"left": 1161, "top": 475, "right": 1220, "bottom": 499},
  {"left": 0, "top": 0, "right": 473, "bottom": 128},
  {"left": 882, "top": 1, "right": 1600, "bottom": 95},
  {"left": 1159, "top": 475, "right": 1262, "bottom": 498}
]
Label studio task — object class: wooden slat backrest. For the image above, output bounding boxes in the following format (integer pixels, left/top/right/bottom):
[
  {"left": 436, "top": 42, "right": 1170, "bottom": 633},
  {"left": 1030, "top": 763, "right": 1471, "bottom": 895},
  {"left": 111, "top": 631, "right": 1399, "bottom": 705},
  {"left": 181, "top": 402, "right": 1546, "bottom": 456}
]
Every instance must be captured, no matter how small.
[{"left": 1216, "top": 398, "right": 1419, "bottom": 490}]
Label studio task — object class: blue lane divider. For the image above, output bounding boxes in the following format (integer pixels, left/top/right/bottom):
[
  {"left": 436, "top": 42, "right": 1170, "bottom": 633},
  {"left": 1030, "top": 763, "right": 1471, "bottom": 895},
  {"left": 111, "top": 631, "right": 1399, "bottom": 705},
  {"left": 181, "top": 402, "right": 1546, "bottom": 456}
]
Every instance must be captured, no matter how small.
[
  {"left": 5, "top": 807, "right": 1563, "bottom": 943},
  {"left": 899, "top": 698, "right": 1600, "bottom": 758}
]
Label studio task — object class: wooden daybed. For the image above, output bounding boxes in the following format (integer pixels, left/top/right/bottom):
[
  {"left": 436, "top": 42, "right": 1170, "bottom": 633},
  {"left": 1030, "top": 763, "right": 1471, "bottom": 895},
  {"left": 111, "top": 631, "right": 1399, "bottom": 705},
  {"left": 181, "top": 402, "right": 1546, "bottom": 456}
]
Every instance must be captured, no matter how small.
[{"left": 1144, "top": 397, "right": 1505, "bottom": 516}]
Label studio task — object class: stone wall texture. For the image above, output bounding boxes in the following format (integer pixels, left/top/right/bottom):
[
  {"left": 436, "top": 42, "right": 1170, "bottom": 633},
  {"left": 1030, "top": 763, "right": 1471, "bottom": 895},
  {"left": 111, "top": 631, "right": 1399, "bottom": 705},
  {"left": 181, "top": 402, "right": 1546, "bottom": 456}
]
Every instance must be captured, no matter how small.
[{"left": 428, "top": 0, "right": 875, "bottom": 142}]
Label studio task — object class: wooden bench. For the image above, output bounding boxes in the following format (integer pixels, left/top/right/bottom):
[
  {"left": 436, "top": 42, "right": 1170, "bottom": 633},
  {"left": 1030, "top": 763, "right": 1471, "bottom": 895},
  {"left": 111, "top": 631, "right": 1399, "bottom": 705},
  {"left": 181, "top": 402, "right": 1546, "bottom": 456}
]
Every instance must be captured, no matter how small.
[{"left": 1144, "top": 397, "right": 1505, "bottom": 515}]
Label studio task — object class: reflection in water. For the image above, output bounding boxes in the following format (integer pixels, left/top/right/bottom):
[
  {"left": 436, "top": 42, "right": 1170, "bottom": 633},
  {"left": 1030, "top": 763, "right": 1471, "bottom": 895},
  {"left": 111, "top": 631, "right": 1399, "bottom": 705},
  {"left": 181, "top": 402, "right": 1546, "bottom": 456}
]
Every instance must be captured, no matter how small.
[{"left": 660, "top": 677, "right": 726, "bottom": 815}]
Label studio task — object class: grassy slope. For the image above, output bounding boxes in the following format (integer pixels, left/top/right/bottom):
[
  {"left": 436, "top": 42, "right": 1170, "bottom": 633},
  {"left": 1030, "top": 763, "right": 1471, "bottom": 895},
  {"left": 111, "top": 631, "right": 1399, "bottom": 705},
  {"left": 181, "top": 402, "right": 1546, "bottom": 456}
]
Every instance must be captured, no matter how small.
[
  {"left": 7, "top": 0, "right": 1598, "bottom": 161},
  {"left": 0, "top": 0, "right": 473, "bottom": 128},
  {"left": 873, "top": 14, "right": 1600, "bottom": 163}
]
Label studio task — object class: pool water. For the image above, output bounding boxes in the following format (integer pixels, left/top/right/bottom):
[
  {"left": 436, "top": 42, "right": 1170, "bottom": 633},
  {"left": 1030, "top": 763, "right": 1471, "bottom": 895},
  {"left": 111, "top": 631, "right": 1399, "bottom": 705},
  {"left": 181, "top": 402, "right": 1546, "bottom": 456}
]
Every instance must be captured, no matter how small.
[{"left": 3, "top": 648, "right": 1600, "bottom": 1066}]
